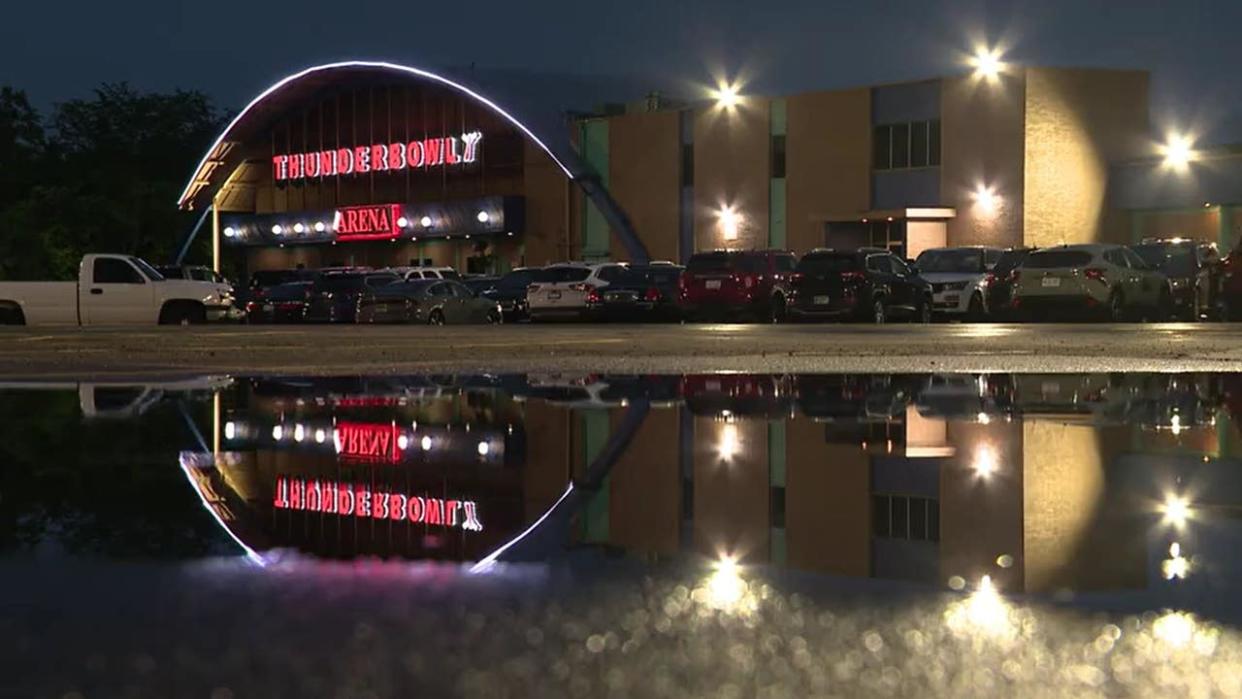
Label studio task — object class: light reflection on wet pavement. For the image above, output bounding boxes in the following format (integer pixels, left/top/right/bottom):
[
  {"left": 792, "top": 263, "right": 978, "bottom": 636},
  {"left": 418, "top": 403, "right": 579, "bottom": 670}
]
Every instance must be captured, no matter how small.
[{"left": 4, "top": 372, "right": 1242, "bottom": 697}]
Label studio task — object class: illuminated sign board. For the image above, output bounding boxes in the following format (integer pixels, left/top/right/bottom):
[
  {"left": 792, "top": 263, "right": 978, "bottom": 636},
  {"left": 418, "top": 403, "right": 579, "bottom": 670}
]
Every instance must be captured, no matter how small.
[
  {"left": 273, "top": 131, "right": 482, "bottom": 183},
  {"left": 273, "top": 476, "right": 483, "bottom": 531},
  {"left": 331, "top": 206, "right": 403, "bottom": 243}
]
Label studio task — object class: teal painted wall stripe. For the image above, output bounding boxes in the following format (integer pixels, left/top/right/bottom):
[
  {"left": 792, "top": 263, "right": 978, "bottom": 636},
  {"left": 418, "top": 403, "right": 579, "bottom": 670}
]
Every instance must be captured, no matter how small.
[
  {"left": 769, "top": 179, "right": 787, "bottom": 249},
  {"left": 770, "top": 98, "right": 787, "bottom": 136},
  {"left": 581, "top": 121, "right": 611, "bottom": 260}
]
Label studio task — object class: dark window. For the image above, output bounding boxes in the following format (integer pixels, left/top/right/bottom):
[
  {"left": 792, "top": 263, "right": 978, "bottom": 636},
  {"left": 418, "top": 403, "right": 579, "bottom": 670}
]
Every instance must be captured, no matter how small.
[
  {"left": 93, "top": 258, "right": 144, "bottom": 284},
  {"left": 797, "top": 253, "right": 861, "bottom": 273},
  {"left": 1025, "top": 251, "right": 1094, "bottom": 269},
  {"left": 770, "top": 486, "right": 786, "bottom": 528},
  {"left": 681, "top": 144, "right": 694, "bottom": 187},
  {"left": 428, "top": 283, "right": 452, "bottom": 297},
  {"left": 891, "top": 256, "right": 914, "bottom": 277},
  {"left": 365, "top": 275, "right": 397, "bottom": 288},
  {"left": 687, "top": 252, "right": 734, "bottom": 273},
  {"left": 909, "top": 498, "right": 927, "bottom": 539},
  {"left": 534, "top": 267, "right": 592, "bottom": 283},
  {"left": 910, "top": 121, "right": 929, "bottom": 168},
  {"left": 872, "top": 495, "right": 891, "bottom": 537},
  {"left": 771, "top": 134, "right": 786, "bottom": 178},
  {"left": 867, "top": 255, "right": 893, "bottom": 274},
  {"left": 891, "top": 123, "right": 910, "bottom": 169},
  {"left": 1104, "top": 250, "right": 1129, "bottom": 268},
  {"left": 874, "top": 495, "right": 939, "bottom": 542},
  {"left": 984, "top": 249, "right": 1002, "bottom": 268},
  {"left": 775, "top": 254, "right": 796, "bottom": 273},
  {"left": 891, "top": 495, "right": 909, "bottom": 537},
  {"left": 596, "top": 265, "right": 627, "bottom": 283},
  {"left": 873, "top": 125, "right": 892, "bottom": 170},
  {"left": 929, "top": 120, "right": 942, "bottom": 166},
  {"left": 993, "top": 249, "right": 1032, "bottom": 276}
]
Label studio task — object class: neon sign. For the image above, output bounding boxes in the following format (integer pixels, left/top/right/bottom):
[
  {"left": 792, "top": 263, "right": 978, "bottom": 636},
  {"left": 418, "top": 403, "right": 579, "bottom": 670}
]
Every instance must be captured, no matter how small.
[
  {"left": 332, "top": 206, "right": 403, "bottom": 242},
  {"left": 273, "top": 130, "right": 482, "bottom": 183},
  {"left": 273, "top": 476, "right": 484, "bottom": 531}
]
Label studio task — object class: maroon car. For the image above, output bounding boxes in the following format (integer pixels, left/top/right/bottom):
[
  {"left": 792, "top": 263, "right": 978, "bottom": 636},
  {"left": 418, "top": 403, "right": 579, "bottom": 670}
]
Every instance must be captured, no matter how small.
[{"left": 677, "top": 250, "right": 797, "bottom": 322}]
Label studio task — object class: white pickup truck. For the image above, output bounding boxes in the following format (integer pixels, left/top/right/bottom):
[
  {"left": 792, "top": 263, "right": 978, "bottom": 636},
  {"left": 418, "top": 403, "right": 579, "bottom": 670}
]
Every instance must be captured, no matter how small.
[{"left": 0, "top": 254, "right": 234, "bottom": 326}]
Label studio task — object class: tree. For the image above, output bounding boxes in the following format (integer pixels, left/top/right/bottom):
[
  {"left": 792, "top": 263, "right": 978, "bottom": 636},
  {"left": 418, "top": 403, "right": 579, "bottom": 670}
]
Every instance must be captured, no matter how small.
[{"left": 0, "top": 87, "right": 45, "bottom": 210}]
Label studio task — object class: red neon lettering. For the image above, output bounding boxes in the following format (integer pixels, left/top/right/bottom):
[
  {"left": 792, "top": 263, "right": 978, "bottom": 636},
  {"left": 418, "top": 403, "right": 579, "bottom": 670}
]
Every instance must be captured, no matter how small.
[
  {"left": 425, "top": 498, "right": 444, "bottom": 525},
  {"left": 306, "top": 481, "right": 322, "bottom": 511},
  {"left": 424, "top": 138, "right": 444, "bottom": 166},
  {"left": 338, "top": 486, "right": 355, "bottom": 515},
  {"left": 288, "top": 154, "right": 304, "bottom": 179},
  {"left": 320, "top": 151, "right": 336, "bottom": 176},
  {"left": 445, "top": 500, "right": 460, "bottom": 526},
  {"left": 462, "top": 501, "right": 483, "bottom": 531},
  {"left": 305, "top": 152, "right": 321, "bottom": 177},
  {"left": 373, "top": 492, "right": 389, "bottom": 520},
  {"left": 355, "top": 146, "right": 371, "bottom": 173},
  {"left": 273, "top": 476, "right": 290, "bottom": 507},
  {"left": 461, "top": 132, "right": 482, "bottom": 163},
  {"left": 389, "top": 143, "right": 407, "bottom": 170},
  {"left": 290, "top": 479, "right": 304, "bottom": 509},
  {"left": 356, "top": 486, "right": 372, "bottom": 517},
  {"left": 407, "top": 141, "right": 425, "bottom": 167},
  {"left": 337, "top": 147, "right": 354, "bottom": 174},
  {"left": 407, "top": 496, "right": 424, "bottom": 523},
  {"left": 272, "top": 155, "right": 290, "bottom": 181},
  {"left": 371, "top": 144, "right": 389, "bottom": 171},
  {"left": 390, "top": 494, "right": 407, "bottom": 522},
  {"left": 322, "top": 481, "right": 338, "bottom": 513},
  {"left": 444, "top": 137, "right": 461, "bottom": 165}
]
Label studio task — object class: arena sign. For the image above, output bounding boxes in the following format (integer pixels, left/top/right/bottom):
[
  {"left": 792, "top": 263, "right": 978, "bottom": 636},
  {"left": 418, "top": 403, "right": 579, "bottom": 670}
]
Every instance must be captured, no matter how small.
[{"left": 272, "top": 130, "right": 483, "bottom": 182}]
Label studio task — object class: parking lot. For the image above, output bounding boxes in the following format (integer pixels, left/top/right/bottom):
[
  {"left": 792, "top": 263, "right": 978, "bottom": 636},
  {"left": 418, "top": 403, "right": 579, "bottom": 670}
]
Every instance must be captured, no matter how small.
[{"left": 5, "top": 321, "right": 1242, "bottom": 378}]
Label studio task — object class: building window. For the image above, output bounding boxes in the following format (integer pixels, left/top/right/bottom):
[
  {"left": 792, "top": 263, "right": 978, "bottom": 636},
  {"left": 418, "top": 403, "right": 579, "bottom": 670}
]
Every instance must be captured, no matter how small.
[
  {"left": 771, "top": 134, "right": 786, "bottom": 178},
  {"left": 873, "top": 120, "right": 940, "bottom": 171},
  {"left": 873, "top": 494, "right": 939, "bottom": 542},
  {"left": 681, "top": 143, "right": 694, "bottom": 187}
]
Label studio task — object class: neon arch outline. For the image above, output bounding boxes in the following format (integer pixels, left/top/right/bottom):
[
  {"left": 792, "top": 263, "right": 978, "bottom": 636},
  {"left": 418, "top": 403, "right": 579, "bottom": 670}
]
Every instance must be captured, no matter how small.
[{"left": 178, "top": 60, "right": 576, "bottom": 208}]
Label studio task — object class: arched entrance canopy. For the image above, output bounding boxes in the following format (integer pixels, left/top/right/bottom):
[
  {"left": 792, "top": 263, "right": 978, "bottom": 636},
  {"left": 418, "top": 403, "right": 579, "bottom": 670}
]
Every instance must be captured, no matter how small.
[{"left": 177, "top": 61, "right": 649, "bottom": 262}]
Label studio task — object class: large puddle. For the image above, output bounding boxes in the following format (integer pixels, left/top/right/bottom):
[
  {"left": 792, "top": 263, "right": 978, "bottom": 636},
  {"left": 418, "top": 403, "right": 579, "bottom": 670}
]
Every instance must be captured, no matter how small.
[{"left": 6, "top": 372, "right": 1242, "bottom": 696}]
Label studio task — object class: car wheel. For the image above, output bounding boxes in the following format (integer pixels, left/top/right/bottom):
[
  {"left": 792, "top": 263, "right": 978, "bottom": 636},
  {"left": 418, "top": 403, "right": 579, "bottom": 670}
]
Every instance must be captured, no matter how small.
[
  {"left": 1190, "top": 290, "right": 1202, "bottom": 322},
  {"left": 1159, "top": 290, "right": 1174, "bottom": 322},
  {"left": 768, "top": 295, "right": 787, "bottom": 324},
  {"left": 1107, "top": 291, "right": 1124, "bottom": 322},
  {"left": 918, "top": 296, "right": 933, "bottom": 323},
  {"left": 429, "top": 310, "right": 446, "bottom": 326},
  {"left": 872, "top": 298, "right": 886, "bottom": 324},
  {"left": 967, "top": 293, "right": 985, "bottom": 322},
  {"left": 486, "top": 308, "right": 503, "bottom": 325}
]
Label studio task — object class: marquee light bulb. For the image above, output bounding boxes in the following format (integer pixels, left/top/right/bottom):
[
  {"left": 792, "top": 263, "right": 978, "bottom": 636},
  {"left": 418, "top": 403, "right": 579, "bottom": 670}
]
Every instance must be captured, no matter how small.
[
  {"left": 293, "top": 222, "right": 305, "bottom": 234},
  {"left": 397, "top": 216, "right": 409, "bottom": 228},
  {"left": 718, "top": 205, "right": 740, "bottom": 241},
  {"left": 421, "top": 435, "right": 433, "bottom": 451},
  {"left": 421, "top": 216, "right": 433, "bottom": 228},
  {"left": 224, "top": 421, "right": 236, "bottom": 439},
  {"left": 477, "top": 441, "right": 490, "bottom": 456},
  {"left": 972, "top": 184, "right": 1000, "bottom": 216},
  {"left": 477, "top": 210, "right": 490, "bottom": 223},
  {"left": 223, "top": 226, "right": 236, "bottom": 238},
  {"left": 271, "top": 224, "right": 283, "bottom": 235},
  {"left": 314, "top": 221, "right": 326, "bottom": 233}
]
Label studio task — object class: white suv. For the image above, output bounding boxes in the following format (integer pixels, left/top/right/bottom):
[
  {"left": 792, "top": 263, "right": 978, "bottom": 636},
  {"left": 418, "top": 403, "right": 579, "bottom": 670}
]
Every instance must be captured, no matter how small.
[
  {"left": 526, "top": 262, "right": 629, "bottom": 321},
  {"left": 388, "top": 266, "right": 460, "bottom": 281},
  {"left": 914, "top": 247, "right": 1002, "bottom": 319}
]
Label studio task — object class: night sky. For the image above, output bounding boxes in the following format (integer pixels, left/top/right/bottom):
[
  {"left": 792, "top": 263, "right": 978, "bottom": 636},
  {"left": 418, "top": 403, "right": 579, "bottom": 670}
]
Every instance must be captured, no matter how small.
[{"left": 4, "top": 0, "right": 1240, "bottom": 143}]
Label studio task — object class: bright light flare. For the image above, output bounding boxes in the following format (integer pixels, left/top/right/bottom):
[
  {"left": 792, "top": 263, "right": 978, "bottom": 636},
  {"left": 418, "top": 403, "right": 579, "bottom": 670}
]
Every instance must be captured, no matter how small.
[
  {"left": 970, "top": 47, "right": 1005, "bottom": 82},
  {"left": 713, "top": 83, "right": 741, "bottom": 109},
  {"left": 971, "top": 443, "right": 998, "bottom": 478},
  {"left": 1152, "top": 611, "right": 1197, "bottom": 648},
  {"left": 718, "top": 205, "right": 740, "bottom": 241},
  {"left": 1161, "top": 493, "right": 1191, "bottom": 529},
  {"left": 701, "top": 554, "right": 752, "bottom": 613},
  {"left": 1161, "top": 133, "right": 1195, "bottom": 171},
  {"left": 1163, "top": 542, "right": 1190, "bottom": 580},
  {"left": 971, "top": 184, "right": 1000, "bottom": 217},
  {"left": 717, "top": 423, "right": 741, "bottom": 462},
  {"left": 945, "top": 574, "right": 1015, "bottom": 639}
]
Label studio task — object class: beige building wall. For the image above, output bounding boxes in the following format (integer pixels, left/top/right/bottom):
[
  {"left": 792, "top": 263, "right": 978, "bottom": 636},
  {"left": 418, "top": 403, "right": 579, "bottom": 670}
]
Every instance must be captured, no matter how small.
[
  {"left": 940, "top": 73, "right": 1027, "bottom": 249},
  {"left": 608, "top": 111, "right": 682, "bottom": 262},
  {"left": 693, "top": 99, "right": 771, "bottom": 252},
  {"left": 692, "top": 418, "right": 770, "bottom": 563},
  {"left": 1137, "top": 208, "right": 1223, "bottom": 243},
  {"left": 523, "top": 141, "right": 572, "bottom": 266},
  {"left": 1023, "top": 68, "right": 1150, "bottom": 247},
  {"left": 608, "top": 408, "right": 681, "bottom": 556},
  {"left": 784, "top": 418, "right": 870, "bottom": 576},
  {"left": 785, "top": 88, "right": 872, "bottom": 254}
]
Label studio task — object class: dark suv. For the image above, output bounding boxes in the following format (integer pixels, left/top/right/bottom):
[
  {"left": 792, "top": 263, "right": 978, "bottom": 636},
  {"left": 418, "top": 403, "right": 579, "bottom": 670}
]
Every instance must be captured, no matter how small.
[
  {"left": 303, "top": 271, "right": 400, "bottom": 323},
  {"left": 678, "top": 250, "right": 797, "bottom": 322},
  {"left": 787, "top": 248, "right": 932, "bottom": 323},
  {"left": 1130, "top": 238, "right": 1221, "bottom": 321}
]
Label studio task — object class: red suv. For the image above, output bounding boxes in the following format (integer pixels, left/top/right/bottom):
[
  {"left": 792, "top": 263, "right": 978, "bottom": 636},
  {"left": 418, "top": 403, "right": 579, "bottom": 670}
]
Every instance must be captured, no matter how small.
[{"left": 678, "top": 250, "right": 797, "bottom": 322}]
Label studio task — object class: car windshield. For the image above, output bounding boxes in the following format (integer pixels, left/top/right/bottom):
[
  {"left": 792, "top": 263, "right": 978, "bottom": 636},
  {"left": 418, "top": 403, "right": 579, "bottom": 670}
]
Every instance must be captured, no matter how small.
[
  {"left": 796, "top": 253, "right": 860, "bottom": 273},
  {"left": 640, "top": 267, "right": 683, "bottom": 286},
  {"left": 993, "top": 250, "right": 1032, "bottom": 275},
  {"left": 686, "top": 252, "right": 734, "bottom": 273},
  {"left": 916, "top": 249, "right": 985, "bottom": 274},
  {"left": 533, "top": 267, "right": 591, "bottom": 283},
  {"left": 129, "top": 257, "right": 165, "bottom": 281},
  {"left": 1024, "top": 250, "right": 1094, "bottom": 269},
  {"left": 1133, "top": 244, "right": 1196, "bottom": 276}
]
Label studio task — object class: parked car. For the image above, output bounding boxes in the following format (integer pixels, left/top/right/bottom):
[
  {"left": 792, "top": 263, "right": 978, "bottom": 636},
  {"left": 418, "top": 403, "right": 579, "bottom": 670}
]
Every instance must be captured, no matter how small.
[
  {"left": 356, "top": 279, "right": 503, "bottom": 325},
  {"left": 245, "top": 281, "right": 312, "bottom": 324},
  {"left": 1012, "top": 244, "right": 1171, "bottom": 321},
  {"left": 787, "top": 248, "right": 933, "bottom": 323},
  {"left": 245, "top": 268, "right": 316, "bottom": 308},
  {"left": 303, "top": 271, "right": 400, "bottom": 323},
  {"left": 1131, "top": 238, "right": 1221, "bottom": 321},
  {"left": 527, "top": 263, "right": 629, "bottom": 321},
  {"left": 1220, "top": 244, "right": 1242, "bottom": 320},
  {"left": 0, "top": 254, "right": 234, "bottom": 326},
  {"left": 393, "top": 266, "right": 460, "bottom": 281},
  {"left": 985, "top": 247, "right": 1037, "bottom": 318},
  {"left": 156, "top": 264, "right": 228, "bottom": 284},
  {"left": 596, "top": 263, "right": 685, "bottom": 321},
  {"left": 474, "top": 268, "right": 538, "bottom": 322},
  {"left": 914, "top": 246, "right": 1002, "bottom": 320},
  {"left": 678, "top": 250, "right": 797, "bottom": 322}
]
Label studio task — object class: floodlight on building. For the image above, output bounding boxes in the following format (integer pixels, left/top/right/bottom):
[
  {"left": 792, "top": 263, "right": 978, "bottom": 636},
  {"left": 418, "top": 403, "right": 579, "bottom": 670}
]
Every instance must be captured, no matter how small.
[
  {"left": 1161, "top": 133, "right": 1195, "bottom": 171},
  {"left": 970, "top": 47, "right": 1005, "bottom": 82},
  {"left": 713, "top": 83, "right": 741, "bottom": 110},
  {"left": 718, "top": 205, "right": 740, "bottom": 241},
  {"left": 972, "top": 184, "right": 1000, "bottom": 216}
]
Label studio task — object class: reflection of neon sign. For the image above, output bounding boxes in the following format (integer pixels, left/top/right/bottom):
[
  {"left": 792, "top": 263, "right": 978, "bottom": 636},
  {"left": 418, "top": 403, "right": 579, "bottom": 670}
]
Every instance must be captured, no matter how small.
[
  {"left": 273, "top": 131, "right": 483, "bottom": 182},
  {"left": 335, "top": 422, "right": 402, "bottom": 462},
  {"left": 273, "top": 476, "right": 483, "bottom": 531}
]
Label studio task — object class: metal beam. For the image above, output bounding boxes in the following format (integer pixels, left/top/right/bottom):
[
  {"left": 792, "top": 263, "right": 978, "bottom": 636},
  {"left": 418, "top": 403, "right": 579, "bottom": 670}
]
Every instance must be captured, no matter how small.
[{"left": 173, "top": 206, "right": 213, "bottom": 265}]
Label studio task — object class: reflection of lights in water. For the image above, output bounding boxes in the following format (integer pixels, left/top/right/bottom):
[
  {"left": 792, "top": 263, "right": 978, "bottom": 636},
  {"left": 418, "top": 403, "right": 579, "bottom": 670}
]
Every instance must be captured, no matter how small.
[
  {"left": 314, "top": 428, "right": 326, "bottom": 444},
  {"left": 1153, "top": 611, "right": 1197, "bottom": 648},
  {"left": 224, "top": 421, "right": 236, "bottom": 440},
  {"left": 293, "top": 424, "right": 305, "bottom": 442},
  {"left": 271, "top": 425, "right": 283, "bottom": 440},
  {"left": 332, "top": 428, "right": 342, "bottom": 454},
  {"left": 717, "top": 424, "right": 741, "bottom": 462},
  {"left": 397, "top": 434, "right": 409, "bottom": 450},
  {"left": 977, "top": 412, "right": 990, "bottom": 425},
  {"left": 421, "top": 435, "right": 433, "bottom": 451},
  {"left": 1171, "top": 414, "right": 1183, "bottom": 436},
  {"left": 1163, "top": 542, "right": 1190, "bottom": 580},
  {"left": 946, "top": 574, "right": 1015, "bottom": 639},
  {"left": 1161, "top": 494, "right": 1191, "bottom": 529},
  {"left": 695, "top": 555, "right": 756, "bottom": 615},
  {"left": 996, "top": 554, "right": 1014, "bottom": 568},
  {"left": 972, "top": 444, "right": 998, "bottom": 478}
]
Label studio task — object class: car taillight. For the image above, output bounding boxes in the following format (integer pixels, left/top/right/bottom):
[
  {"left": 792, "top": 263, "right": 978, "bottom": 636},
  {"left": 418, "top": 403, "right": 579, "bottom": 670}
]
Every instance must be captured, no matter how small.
[
  {"left": 1084, "top": 268, "right": 1107, "bottom": 283},
  {"left": 743, "top": 275, "right": 756, "bottom": 289},
  {"left": 678, "top": 273, "right": 690, "bottom": 290},
  {"left": 791, "top": 272, "right": 805, "bottom": 283},
  {"left": 645, "top": 287, "right": 662, "bottom": 302},
  {"left": 840, "top": 271, "right": 865, "bottom": 283},
  {"left": 586, "top": 288, "right": 602, "bottom": 304},
  {"left": 245, "top": 302, "right": 259, "bottom": 312},
  {"left": 983, "top": 273, "right": 996, "bottom": 286}
]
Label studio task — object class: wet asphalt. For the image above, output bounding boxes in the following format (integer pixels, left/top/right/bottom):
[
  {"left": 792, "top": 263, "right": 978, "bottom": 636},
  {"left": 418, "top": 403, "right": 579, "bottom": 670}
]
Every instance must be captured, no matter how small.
[{"left": 1, "top": 322, "right": 1241, "bottom": 378}]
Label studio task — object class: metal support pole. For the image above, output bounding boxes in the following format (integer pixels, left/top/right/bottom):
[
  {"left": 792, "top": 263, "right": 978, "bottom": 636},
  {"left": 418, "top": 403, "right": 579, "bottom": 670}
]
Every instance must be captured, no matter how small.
[{"left": 212, "top": 195, "right": 222, "bottom": 273}]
